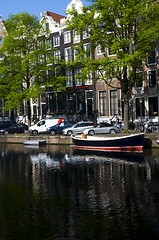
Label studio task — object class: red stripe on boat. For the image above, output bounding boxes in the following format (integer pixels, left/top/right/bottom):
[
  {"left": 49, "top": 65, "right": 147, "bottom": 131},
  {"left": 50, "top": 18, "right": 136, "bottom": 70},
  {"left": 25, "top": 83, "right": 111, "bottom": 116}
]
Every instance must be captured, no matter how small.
[{"left": 74, "top": 145, "right": 143, "bottom": 152}]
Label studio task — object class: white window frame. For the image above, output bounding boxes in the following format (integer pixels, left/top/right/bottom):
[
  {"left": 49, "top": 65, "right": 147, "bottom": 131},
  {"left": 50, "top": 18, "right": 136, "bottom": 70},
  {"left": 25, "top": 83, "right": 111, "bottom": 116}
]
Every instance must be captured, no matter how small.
[
  {"left": 98, "top": 90, "right": 106, "bottom": 116},
  {"left": 97, "top": 44, "right": 103, "bottom": 55},
  {"left": 148, "top": 70, "right": 157, "bottom": 88},
  {"left": 84, "top": 43, "right": 91, "bottom": 58},
  {"left": 65, "top": 47, "right": 72, "bottom": 62},
  {"left": 83, "top": 27, "right": 91, "bottom": 39},
  {"left": 85, "top": 71, "right": 93, "bottom": 85},
  {"left": 64, "top": 31, "right": 71, "bottom": 44},
  {"left": 66, "top": 70, "right": 73, "bottom": 87},
  {"left": 54, "top": 50, "right": 61, "bottom": 62},
  {"left": 53, "top": 35, "right": 60, "bottom": 47},
  {"left": 73, "top": 30, "right": 80, "bottom": 43},
  {"left": 75, "top": 68, "right": 82, "bottom": 86},
  {"left": 46, "top": 38, "right": 52, "bottom": 49}
]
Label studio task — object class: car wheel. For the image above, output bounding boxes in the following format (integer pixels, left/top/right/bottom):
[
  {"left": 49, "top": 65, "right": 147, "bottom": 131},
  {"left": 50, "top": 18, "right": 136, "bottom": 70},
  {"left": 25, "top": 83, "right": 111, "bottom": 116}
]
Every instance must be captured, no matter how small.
[
  {"left": 109, "top": 129, "right": 116, "bottom": 134},
  {"left": 88, "top": 130, "right": 95, "bottom": 136},
  {"left": 4, "top": 131, "right": 9, "bottom": 135},
  {"left": 67, "top": 130, "right": 73, "bottom": 136},
  {"left": 50, "top": 130, "right": 56, "bottom": 135},
  {"left": 32, "top": 130, "right": 38, "bottom": 135}
]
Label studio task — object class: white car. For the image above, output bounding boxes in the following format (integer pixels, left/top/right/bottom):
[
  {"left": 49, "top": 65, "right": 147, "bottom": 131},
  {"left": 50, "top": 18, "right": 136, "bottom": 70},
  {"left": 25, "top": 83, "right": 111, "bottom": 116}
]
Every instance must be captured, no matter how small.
[
  {"left": 82, "top": 122, "right": 120, "bottom": 135},
  {"left": 29, "top": 118, "right": 63, "bottom": 134},
  {"left": 62, "top": 121, "right": 95, "bottom": 135}
]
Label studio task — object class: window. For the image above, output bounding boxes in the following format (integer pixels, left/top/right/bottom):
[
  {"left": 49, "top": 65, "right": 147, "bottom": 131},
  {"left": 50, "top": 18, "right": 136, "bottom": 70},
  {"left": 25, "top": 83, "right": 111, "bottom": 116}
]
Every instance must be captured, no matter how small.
[
  {"left": 67, "top": 93, "right": 75, "bottom": 113},
  {"left": 46, "top": 52, "right": 52, "bottom": 65},
  {"left": 97, "top": 45, "right": 103, "bottom": 55},
  {"left": 66, "top": 70, "right": 73, "bottom": 87},
  {"left": 84, "top": 44, "right": 91, "bottom": 58},
  {"left": 85, "top": 71, "right": 92, "bottom": 85},
  {"left": 75, "top": 68, "right": 82, "bottom": 86},
  {"left": 37, "top": 39, "right": 44, "bottom": 49},
  {"left": 74, "top": 46, "right": 80, "bottom": 60},
  {"left": 65, "top": 48, "right": 72, "bottom": 62},
  {"left": 135, "top": 72, "right": 143, "bottom": 88},
  {"left": 73, "top": 30, "right": 80, "bottom": 43},
  {"left": 110, "top": 90, "right": 118, "bottom": 116},
  {"left": 99, "top": 91, "right": 106, "bottom": 116},
  {"left": 64, "top": 31, "right": 71, "bottom": 43},
  {"left": 46, "top": 38, "right": 52, "bottom": 49},
  {"left": 97, "top": 69, "right": 106, "bottom": 81},
  {"left": 53, "top": 35, "right": 60, "bottom": 47},
  {"left": 55, "top": 67, "right": 61, "bottom": 77},
  {"left": 136, "top": 98, "right": 145, "bottom": 118},
  {"left": 148, "top": 49, "right": 156, "bottom": 65},
  {"left": 83, "top": 27, "right": 90, "bottom": 39},
  {"left": 0, "top": 36, "right": 2, "bottom": 45},
  {"left": 39, "top": 54, "right": 45, "bottom": 64},
  {"left": 149, "top": 97, "right": 158, "bottom": 117},
  {"left": 54, "top": 50, "right": 61, "bottom": 63},
  {"left": 148, "top": 70, "right": 156, "bottom": 87}
]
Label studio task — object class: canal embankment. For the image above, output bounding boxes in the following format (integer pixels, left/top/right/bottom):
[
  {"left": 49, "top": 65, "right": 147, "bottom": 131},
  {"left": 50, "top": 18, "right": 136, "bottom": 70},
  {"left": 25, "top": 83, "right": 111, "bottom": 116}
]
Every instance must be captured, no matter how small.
[{"left": 0, "top": 132, "right": 159, "bottom": 148}]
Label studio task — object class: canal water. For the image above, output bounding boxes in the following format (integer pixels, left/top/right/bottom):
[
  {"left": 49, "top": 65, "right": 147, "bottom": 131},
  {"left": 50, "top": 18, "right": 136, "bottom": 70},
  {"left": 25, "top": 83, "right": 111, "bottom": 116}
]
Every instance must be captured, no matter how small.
[{"left": 0, "top": 144, "right": 159, "bottom": 240}]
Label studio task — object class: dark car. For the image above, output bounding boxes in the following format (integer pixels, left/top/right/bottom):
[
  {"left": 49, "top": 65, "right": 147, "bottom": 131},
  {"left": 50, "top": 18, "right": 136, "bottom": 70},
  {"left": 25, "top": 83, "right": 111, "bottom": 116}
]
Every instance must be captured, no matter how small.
[
  {"left": 0, "top": 123, "right": 28, "bottom": 134},
  {"left": 47, "top": 121, "right": 76, "bottom": 135},
  {"left": 0, "top": 120, "right": 16, "bottom": 130}
]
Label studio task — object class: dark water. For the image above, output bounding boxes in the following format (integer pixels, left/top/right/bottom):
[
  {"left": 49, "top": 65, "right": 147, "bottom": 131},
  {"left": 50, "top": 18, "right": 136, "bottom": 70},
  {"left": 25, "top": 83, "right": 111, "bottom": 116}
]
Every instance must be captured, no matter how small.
[{"left": 0, "top": 144, "right": 159, "bottom": 240}]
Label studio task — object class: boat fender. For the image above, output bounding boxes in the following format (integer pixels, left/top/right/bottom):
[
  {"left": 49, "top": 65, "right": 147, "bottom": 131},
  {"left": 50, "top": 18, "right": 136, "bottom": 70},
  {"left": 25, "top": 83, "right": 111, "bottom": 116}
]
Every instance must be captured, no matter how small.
[{"left": 82, "top": 134, "right": 87, "bottom": 139}]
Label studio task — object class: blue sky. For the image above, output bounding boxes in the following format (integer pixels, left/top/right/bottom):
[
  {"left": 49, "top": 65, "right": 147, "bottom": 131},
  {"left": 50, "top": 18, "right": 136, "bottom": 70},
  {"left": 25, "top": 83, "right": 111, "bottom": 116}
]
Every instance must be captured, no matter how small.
[{"left": 1, "top": 0, "right": 89, "bottom": 20}]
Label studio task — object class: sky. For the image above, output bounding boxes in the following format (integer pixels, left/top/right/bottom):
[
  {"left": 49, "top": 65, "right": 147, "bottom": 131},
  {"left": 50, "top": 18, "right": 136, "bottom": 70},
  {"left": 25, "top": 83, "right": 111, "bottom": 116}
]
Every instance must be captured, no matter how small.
[{"left": 1, "top": 0, "right": 89, "bottom": 20}]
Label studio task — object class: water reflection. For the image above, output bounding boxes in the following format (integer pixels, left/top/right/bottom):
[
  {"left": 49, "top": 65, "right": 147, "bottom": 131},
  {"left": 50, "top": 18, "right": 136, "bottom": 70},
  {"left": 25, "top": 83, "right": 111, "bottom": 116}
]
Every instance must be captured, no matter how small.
[{"left": 0, "top": 144, "right": 159, "bottom": 239}]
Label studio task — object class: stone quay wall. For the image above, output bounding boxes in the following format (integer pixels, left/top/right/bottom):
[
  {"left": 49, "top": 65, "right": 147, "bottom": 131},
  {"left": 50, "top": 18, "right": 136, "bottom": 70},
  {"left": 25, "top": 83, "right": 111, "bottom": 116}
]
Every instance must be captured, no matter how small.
[{"left": 0, "top": 132, "right": 158, "bottom": 148}]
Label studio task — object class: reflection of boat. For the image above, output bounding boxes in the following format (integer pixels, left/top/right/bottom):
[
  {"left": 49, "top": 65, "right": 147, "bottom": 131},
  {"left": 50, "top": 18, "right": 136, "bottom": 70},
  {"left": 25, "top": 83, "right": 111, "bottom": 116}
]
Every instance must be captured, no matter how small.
[
  {"left": 65, "top": 151, "right": 145, "bottom": 165},
  {"left": 22, "top": 140, "right": 46, "bottom": 146},
  {"left": 72, "top": 133, "right": 145, "bottom": 152},
  {"left": 31, "top": 153, "right": 60, "bottom": 169}
]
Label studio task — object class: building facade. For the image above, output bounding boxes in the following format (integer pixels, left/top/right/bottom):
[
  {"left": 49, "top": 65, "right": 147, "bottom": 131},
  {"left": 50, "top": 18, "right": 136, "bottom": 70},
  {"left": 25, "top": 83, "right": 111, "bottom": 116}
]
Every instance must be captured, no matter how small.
[{"left": 1, "top": 0, "right": 159, "bottom": 125}]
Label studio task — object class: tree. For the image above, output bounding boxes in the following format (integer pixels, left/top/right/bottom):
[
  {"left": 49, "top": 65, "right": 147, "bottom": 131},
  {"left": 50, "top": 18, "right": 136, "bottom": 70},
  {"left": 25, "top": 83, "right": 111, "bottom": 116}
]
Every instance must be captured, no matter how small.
[
  {"left": 66, "top": 0, "right": 159, "bottom": 129},
  {"left": 0, "top": 12, "right": 65, "bottom": 127}
]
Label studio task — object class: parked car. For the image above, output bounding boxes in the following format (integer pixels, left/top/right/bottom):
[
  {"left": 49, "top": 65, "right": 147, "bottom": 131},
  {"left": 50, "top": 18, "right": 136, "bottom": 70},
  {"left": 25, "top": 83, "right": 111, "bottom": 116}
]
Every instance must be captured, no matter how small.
[
  {"left": 47, "top": 121, "right": 76, "bottom": 135},
  {"left": 28, "top": 118, "right": 63, "bottom": 134},
  {"left": 82, "top": 122, "right": 120, "bottom": 135},
  {"left": 0, "top": 120, "right": 16, "bottom": 130},
  {"left": 62, "top": 120, "right": 95, "bottom": 135},
  {"left": 0, "top": 123, "right": 28, "bottom": 134},
  {"left": 145, "top": 122, "right": 159, "bottom": 132}
]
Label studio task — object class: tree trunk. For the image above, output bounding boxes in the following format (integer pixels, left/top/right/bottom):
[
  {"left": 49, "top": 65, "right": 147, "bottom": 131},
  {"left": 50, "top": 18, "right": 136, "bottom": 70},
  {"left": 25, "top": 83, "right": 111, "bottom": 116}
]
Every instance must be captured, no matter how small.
[
  {"left": 123, "top": 93, "right": 129, "bottom": 130},
  {"left": 27, "top": 100, "right": 31, "bottom": 128}
]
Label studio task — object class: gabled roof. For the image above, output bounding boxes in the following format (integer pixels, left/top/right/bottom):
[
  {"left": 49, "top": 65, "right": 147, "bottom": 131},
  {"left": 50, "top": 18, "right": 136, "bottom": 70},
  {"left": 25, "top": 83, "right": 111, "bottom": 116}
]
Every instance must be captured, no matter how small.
[{"left": 45, "top": 11, "right": 66, "bottom": 23}]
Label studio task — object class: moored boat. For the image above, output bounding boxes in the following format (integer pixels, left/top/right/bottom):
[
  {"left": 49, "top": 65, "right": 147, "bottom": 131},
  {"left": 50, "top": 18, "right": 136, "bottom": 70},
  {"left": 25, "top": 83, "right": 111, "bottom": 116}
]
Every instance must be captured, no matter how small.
[
  {"left": 71, "top": 133, "right": 145, "bottom": 152},
  {"left": 22, "top": 140, "right": 46, "bottom": 146}
]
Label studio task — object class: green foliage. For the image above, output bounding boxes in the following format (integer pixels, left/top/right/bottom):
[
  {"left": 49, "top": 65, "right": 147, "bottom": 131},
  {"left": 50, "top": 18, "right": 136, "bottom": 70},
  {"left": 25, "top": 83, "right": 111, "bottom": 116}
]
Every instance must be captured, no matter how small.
[
  {"left": 0, "top": 12, "right": 65, "bottom": 113},
  {"left": 66, "top": 0, "right": 159, "bottom": 129}
]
